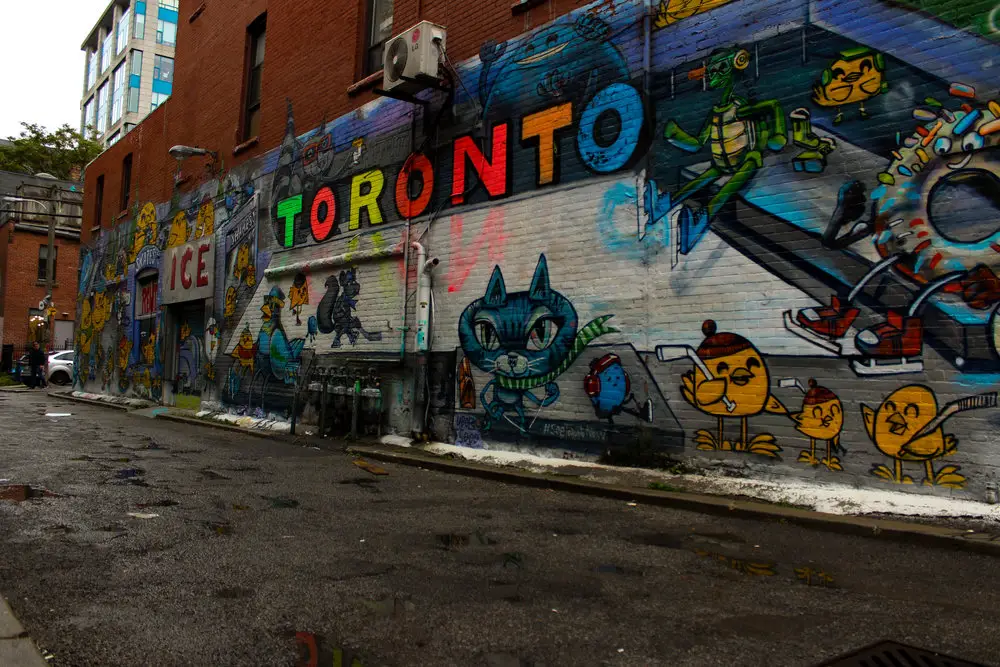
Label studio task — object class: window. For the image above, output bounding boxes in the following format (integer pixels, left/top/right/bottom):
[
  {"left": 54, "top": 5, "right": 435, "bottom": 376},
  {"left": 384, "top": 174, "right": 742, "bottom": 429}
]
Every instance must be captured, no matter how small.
[
  {"left": 131, "top": 50, "right": 143, "bottom": 76},
  {"left": 128, "top": 51, "right": 142, "bottom": 113},
  {"left": 116, "top": 9, "right": 130, "bottom": 54},
  {"left": 363, "top": 0, "right": 393, "bottom": 76},
  {"left": 108, "top": 132, "right": 120, "bottom": 146},
  {"left": 159, "top": 0, "right": 178, "bottom": 8},
  {"left": 124, "top": 123, "right": 136, "bottom": 133},
  {"left": 94, "top": 175, "right": 104, "bottom": 229},
  {"left": 134, "top": 7, "right": 145, "bottom": 39},
  {"left": 121, "top": 153, "right": 133, "bottom": 211},
  {"left": 96, "top": 82, "right": 109, "bottom": 133},
  {"left": 86, "top": 50, "right": 98, "bottom": 90},
  {"left": 101, "top": 32, "right": 113, "bottom": 73},
  {"left": 153, "top": 55, "right": 173, "bottom": 83},
  {"left": 150, "top": 91, "right": 169, "bottom": 110},
  {"left": 83, "top": 98, "right": 95, "bottom": 136},
  {"left": 156, "top": 18, "right": 177, "bottom": 46},
  {"left": 37, "top": 246, "right": 57, "bottom": 282},
  {"left": 138, "top": 272, "right": 158, "bottom": 316},
  {"left": 242, "top": 15, "right": 266, "bottom": 140},
  {"left": 111, "top": 64, "right": 125, "bottom": 124}
]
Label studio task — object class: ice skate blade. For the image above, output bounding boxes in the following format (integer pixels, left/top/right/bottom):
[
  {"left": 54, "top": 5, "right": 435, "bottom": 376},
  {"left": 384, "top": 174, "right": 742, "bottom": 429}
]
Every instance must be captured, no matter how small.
[
  {"left": 850, "top": 357, "right": 924, "bottom": 376},
  {"left": 670, "top": 206, "right": 682, "bottom": 269},
  {"left": 782, "top": 310, "right": 856, "bottom": 355}
]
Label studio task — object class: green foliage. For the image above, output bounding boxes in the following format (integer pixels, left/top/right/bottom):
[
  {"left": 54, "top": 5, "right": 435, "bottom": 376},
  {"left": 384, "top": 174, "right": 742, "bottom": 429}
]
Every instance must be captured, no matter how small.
[{"left": 0, "top": 122, "right": 103, "bottom": 180}]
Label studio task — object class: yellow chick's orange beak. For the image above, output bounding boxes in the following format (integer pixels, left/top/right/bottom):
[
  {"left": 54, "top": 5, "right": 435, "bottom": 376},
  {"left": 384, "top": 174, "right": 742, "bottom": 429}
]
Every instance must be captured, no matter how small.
[
  {"left": 886, "top": 412, "right": 907, "bottom": 435},
  {"left": 695, "top": 378, "right": 727, "bottom": 406}
]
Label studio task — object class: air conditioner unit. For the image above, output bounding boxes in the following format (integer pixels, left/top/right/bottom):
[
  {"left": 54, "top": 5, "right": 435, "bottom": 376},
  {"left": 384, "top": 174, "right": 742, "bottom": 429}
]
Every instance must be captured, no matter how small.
[{"left": 382, "top": 21, "right": 446, "bottom": 95}]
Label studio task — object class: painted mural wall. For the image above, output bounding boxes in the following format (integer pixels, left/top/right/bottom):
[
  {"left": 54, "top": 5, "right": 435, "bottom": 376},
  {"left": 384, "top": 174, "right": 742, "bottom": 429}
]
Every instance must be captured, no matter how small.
[{"left": 77, "top": 0, "right": 1000, "bottom": 498}]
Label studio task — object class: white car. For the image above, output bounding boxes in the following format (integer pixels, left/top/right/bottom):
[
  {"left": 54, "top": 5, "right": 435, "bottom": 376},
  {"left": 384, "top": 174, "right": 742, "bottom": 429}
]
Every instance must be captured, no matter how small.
[{"left": 16, "top": 350, "right": 74, "bottom": 386}]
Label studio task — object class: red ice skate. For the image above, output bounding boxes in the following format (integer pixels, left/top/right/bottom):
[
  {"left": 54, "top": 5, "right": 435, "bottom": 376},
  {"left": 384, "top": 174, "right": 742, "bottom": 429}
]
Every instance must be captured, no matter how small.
[
  {"left": 795, "top": 295, "right": 859, "bottom": 339},
  {"left": 852, "top": 310, "right": 923, "bottom": 375}
]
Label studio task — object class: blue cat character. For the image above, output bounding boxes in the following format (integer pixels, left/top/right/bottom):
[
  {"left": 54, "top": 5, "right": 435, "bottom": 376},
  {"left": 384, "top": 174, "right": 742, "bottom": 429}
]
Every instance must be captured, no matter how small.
[{"left": 458, "top": 254, "right": 616, "bottom": 432}]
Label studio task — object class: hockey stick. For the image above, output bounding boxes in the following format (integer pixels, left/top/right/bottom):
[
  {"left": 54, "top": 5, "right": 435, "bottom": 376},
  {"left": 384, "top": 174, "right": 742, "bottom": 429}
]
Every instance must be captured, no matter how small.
[
  {"left": 656, "top": 344, "right": 736, "bottom": 412},
  {"left": 909, "top": 391, "right": 997, "bottom": 441}
]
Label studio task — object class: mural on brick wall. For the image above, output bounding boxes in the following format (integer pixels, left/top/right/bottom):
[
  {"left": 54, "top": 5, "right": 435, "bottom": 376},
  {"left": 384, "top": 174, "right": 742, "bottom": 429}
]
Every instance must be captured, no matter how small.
[{"left": 77, "top": 0, "right": 1000, "bottom": 497}]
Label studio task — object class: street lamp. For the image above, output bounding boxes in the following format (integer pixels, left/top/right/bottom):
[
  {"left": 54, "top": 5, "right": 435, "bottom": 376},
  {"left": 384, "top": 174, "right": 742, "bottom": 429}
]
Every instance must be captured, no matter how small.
[
  {"left": 169, "top": 145, "right": 218, "bottom": 186},
  {"left": 3, "top": 196, "right": 55, "bottom": 348}
]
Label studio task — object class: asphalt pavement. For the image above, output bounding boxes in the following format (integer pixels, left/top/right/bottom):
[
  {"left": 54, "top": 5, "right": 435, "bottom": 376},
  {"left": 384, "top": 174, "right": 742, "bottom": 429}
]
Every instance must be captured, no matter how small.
[{"left": 1, "top": 390, "right": 999, "bottom": 667}]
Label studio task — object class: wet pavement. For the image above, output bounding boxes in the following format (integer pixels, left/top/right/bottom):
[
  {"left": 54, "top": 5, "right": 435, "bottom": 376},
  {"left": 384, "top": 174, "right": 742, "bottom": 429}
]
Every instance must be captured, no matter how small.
[{"left": 0, "top": 391, "right": 998, "bottom": 667}]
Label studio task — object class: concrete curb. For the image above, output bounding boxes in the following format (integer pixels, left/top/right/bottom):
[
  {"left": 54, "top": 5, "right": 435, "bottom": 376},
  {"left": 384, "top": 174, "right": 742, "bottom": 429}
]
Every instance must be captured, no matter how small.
[
  {"left": 0, "top": 596, "right": 47, "bottom": 666},
  {"left": 346, "top": 444, "right": 1000, "bottom": 558},
  {"left": 152, "top": 412, "right": 289, "bottom": 440},
  {"left": 47, "top": 392, "right": 130, "bottom": 411}
]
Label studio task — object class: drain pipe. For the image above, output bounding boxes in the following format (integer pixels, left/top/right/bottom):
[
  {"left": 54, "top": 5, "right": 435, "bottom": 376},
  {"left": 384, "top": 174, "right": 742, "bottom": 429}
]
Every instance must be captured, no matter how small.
[{"left": 410, "top": 240, "right": 439, "bottom": 436}]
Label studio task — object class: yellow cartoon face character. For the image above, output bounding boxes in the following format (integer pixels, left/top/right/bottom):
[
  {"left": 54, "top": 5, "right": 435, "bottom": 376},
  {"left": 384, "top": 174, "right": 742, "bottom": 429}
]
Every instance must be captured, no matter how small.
[
  {"left": 234, "top": 244, "right": 249, "bottom": 278},
  {"left": 245, "top": 265, "right": 256, "bottom": 287},
  {"left": 680, "top": 320, "right": 785, "bottom": 456},
  {"left": 180, "top": 322, "right": 191, "bottom": 341},
  {"left": 118, "top": 335, "right": 133, "bottom": 371},
  {"left": 224, "top": 286, "right": 237, "bottom": 318},
  {"left": 142, "top": 330, "right": 156, "bottom": 365},
  {"left": 91, "top": 291, "right": 112, "bottom": 334},
  {"left": 195, "top": 200, "right": 214, "bottom": 238},
  {"left": 790, "top": 379, "right": 844, "bottom": 470},
  {"left": 230, "top": 326, "right": 256, "bottom": 370},
  {"left": 167, "top": 211, "right": 189, "bottom": 248},
  {"left": 132, "top": 202, "right": 158, "bottom": 261},
  {"left": 78, "top": 299, "right": 94, "bottom": 354},
  {"left": 812, "top": 47, "right": 887, "bottom": 123}
]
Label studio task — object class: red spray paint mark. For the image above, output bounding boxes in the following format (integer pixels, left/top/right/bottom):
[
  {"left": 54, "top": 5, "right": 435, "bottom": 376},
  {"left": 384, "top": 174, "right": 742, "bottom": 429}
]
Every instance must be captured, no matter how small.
[{"left": 447, "top": 209, "right": 507, "bottom": 293}]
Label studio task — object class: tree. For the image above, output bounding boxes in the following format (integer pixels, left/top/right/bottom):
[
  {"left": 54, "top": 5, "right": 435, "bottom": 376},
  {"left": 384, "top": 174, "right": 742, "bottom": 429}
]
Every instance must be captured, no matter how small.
[{"left": 0, "top": 122, "right": 103, "bottom": 180}]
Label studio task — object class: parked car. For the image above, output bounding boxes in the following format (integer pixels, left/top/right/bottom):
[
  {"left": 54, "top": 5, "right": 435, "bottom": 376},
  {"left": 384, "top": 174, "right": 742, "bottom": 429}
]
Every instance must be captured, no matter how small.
[{"left": 15, "top": 350, "right": 74, "bottom": 386}]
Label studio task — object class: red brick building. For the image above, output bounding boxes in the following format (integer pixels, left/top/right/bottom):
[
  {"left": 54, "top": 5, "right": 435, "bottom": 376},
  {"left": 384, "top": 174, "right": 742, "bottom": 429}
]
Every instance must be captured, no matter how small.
[
  {"left": 77, "top": 0, "right": 1000, "bottom": 501},
  {"left": 0, "top": 174, "right": 82, "bottom": 366}
]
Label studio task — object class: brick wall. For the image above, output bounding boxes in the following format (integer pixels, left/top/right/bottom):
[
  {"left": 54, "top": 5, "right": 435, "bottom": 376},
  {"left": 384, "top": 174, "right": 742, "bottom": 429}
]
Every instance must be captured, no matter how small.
[
  {"left": 76, "top": 0, "right": 1000, "bottom": 502},
  {"left": 2, "top": 229, "right": 79, "bottom": 349}
]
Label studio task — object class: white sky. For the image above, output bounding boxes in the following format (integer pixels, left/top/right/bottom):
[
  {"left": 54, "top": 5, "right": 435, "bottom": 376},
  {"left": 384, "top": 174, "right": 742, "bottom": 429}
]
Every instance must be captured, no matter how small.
[{"left": 0, "top": 0, "right": 112, "bottom": 139}]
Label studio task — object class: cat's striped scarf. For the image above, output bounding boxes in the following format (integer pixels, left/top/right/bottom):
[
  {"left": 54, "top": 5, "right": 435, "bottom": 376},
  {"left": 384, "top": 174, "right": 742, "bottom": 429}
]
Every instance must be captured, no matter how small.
[{"left": 494, "top": 315, "right": 616, "bottom": 391}]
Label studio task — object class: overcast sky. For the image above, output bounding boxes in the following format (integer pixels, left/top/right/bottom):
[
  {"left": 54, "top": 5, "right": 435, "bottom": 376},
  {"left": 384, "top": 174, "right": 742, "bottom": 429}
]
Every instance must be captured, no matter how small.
[{"left": 0, "top": 0, "right": 111, "bottom": 139}]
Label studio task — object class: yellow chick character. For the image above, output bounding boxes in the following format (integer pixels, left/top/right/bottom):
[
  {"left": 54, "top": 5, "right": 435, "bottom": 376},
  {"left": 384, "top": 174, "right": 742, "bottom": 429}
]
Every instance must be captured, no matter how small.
[
  {"left": 862, "top": 385, "right": 963, "bottom": 488},
  {"left": 167, "top": 211, "right": 189, "bottom": 248},
  {"left": 791, "top": 379, "right": 844, "bottom": 470},
  {"left": 91, "top": 291, "right": 111, "bottom": 335},
  {"left": 811, "top": 47, "right": 887, "bottom": 124},
  {"left": 681, "top": 320, "right": 785, "bottom": 457},
  {"left": 118, "top": 335, "right": 133, "bottom": 372},
  {"left": 234, "top": 244, "right": 250, "bottom": 281},
  {"left": 288, "top": 273, "right": 309, "bottom": 326},
  {"left": 180, "top": 322, "right": 191, "bottom": 341}
]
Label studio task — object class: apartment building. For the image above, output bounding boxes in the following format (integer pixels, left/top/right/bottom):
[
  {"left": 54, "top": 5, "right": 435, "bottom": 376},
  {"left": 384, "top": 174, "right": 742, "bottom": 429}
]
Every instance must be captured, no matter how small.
[{"left": 80, "top": 0, "right": 178, "bottom": 147}]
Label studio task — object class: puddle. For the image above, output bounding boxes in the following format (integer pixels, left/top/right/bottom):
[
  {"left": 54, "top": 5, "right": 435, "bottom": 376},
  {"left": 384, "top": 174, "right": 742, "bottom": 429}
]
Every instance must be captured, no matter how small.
[
  {"left": 116, "top": 468, "right": 144, "bottom": 479},
  {"left": 137, "top": 499, "right": 179, "bottom": 508},
  {"left": 205, "top": 521, "right": 233, "bottom": 535},
  {"left": 0, "top": 484, "right": 58, "bottom": 502},
  {"left": 263, "top": 495, "right": 299, "bottom": 509},
  {"left": 694, "top": 549, "right": 776, "bottom": 577},
  {"left": 595, "top": 564, "right": 643, "bottom": 576},
  {"left": 45, "top": 412, "right": 72, "bottom": 417},
  {"left": 213, "top": 587, "right": 254, "bottom": 599},
  {"left": 339, "top": 477, "right": 381, "bottom": 492}
]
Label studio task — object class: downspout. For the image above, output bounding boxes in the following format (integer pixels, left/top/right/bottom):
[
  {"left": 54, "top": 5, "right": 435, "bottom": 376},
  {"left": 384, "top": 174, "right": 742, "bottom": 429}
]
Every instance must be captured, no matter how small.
[{"left": 409, "top": 240, "right": 439, "bottom": 436}]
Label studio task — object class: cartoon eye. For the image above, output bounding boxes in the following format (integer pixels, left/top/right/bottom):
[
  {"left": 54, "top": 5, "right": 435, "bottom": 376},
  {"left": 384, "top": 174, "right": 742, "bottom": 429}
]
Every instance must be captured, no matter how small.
[
  {"left": 831, "top": 67, "right": 846, "bottom": 79},
  {"left": 527, "top": 317, "right": 558, "bottom": 351},
  {"left": 884, "top": 400, "right": 897, "bottom": 413},
  {"left": 812, "top": 406, "right": 823, "bottom": 418},
  {"left": 716, "top": 361, "right": 729, "bottom": 374},
  {"left": 830, "top": 404, "right": 840, "bottom": 416},
  {"left": 747, "top": 358, "right": 761, "bottom": 370},
  {"left": 904, "top": 403, "right": 920, "bottom": 419},
  {"left": 475, "top": 321, "right": 500, "bottom": 352},
  {"left": 962, "top": 131, "right": 985, "bottom": 152},
  {"left": 546, "top": 32, "right": 559, "bottom": 46},
  {"left": 933, "top": 136, "right": 952, "bottom": 155},
  {"left": 859, "top": 59, "right": 872, "bottom": 72}
]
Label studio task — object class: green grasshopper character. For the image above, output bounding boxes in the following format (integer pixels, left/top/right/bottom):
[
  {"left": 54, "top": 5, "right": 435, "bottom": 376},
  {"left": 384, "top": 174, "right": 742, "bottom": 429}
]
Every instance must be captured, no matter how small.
[{"left": 643, "top": 47, "right": 835, "bottom": 256}]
